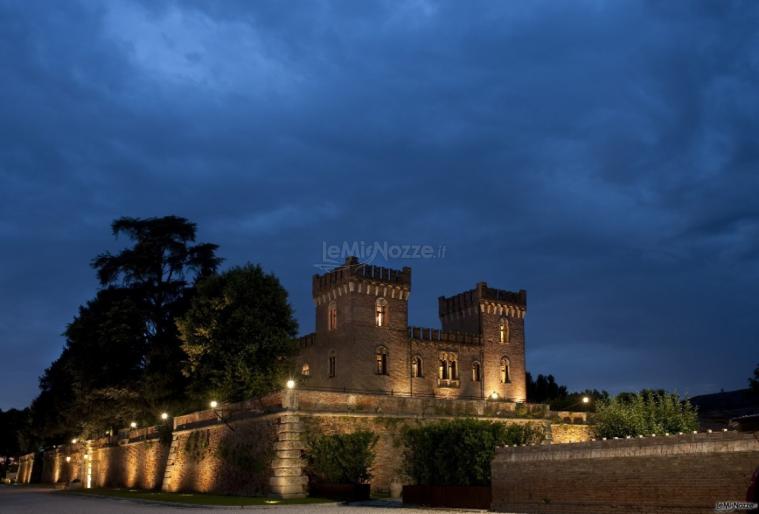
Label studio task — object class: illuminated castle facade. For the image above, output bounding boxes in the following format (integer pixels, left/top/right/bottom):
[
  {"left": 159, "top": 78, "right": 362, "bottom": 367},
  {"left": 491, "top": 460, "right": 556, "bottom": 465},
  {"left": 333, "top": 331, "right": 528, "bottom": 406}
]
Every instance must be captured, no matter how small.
[{"left": 295, "top": 257, "right": 527, "bottom": 402}]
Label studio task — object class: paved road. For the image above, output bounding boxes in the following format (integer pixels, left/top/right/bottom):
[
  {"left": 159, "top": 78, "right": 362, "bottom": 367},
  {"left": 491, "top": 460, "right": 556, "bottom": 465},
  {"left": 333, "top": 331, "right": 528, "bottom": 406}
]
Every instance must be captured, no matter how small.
[{"left": 0, "top": 487, "right": 483, "bottom": 513}]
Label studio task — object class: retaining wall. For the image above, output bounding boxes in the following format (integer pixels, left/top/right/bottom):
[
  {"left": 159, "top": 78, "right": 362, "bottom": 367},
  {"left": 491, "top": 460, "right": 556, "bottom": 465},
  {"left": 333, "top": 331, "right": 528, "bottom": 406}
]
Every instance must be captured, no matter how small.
[{"left": 37, "top": 389, "right": 589, "bottom": 497}]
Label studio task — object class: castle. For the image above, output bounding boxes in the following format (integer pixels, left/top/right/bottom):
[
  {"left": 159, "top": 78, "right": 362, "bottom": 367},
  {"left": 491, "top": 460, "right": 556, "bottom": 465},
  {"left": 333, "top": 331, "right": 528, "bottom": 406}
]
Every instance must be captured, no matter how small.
[{"left": 295, "top": 256, "right": 527, "bottom": 402}]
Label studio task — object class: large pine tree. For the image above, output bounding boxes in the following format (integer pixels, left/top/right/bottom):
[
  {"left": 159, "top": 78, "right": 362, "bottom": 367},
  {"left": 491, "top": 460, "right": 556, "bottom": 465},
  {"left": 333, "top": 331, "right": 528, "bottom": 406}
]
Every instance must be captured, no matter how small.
[{"left": 32, "top": 216, "right": 221, "bottom": 441}]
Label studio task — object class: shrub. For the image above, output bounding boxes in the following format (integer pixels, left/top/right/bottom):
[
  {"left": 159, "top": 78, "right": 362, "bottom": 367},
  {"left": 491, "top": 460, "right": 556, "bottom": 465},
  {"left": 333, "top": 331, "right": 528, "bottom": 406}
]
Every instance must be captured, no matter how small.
[
  {"left": 593, "top": 391, "right": 698, "bottom": 439},
  {"left": 306, "top": 431, "right": 378, "bottom": 484},
  {"left": 402, "top": 419, "right": 542, "bottom": 486}
]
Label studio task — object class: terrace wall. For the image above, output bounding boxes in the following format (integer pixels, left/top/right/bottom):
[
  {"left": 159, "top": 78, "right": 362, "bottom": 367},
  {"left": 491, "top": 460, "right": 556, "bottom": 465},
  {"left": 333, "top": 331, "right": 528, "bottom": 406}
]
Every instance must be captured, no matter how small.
[{"left": 38, "top": 389, "right": 589, "bottom": 497}]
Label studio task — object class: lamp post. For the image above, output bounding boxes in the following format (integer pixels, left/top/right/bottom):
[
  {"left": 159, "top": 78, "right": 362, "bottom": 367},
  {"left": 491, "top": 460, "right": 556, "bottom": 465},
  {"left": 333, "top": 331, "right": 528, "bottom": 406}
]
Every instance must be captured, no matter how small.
[
  {"left": 284, "top": 379, "right": 298, "bottom": 410},
  {"left": 210, "top": 400, "right": 235, "bottom": 432}
]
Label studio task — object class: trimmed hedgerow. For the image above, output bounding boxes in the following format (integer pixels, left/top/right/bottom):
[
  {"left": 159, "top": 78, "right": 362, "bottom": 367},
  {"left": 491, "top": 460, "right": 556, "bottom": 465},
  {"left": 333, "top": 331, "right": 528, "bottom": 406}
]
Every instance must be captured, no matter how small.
[
  {"left": 305, "top": 431, "right": 378, "bottom": 484},
  {"left": 402, "top": 418, "right": 542, "bottom": 486}
]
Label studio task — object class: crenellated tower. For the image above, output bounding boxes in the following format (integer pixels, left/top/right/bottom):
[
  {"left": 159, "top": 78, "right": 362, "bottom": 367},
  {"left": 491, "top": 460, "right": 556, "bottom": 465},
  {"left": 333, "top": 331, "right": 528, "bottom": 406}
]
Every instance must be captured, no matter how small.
[
  {"left": 439, "top": 283, "right": 527, "bottom": 401},
  {"left": 302, "top": 257, "right": 412, "bottom": 392}
]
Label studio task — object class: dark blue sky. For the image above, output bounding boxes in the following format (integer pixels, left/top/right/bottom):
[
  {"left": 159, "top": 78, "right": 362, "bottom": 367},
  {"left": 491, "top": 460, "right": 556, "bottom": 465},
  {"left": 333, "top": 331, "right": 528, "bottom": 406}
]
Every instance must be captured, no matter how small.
[{"left": 1, "top": 1, "right": 758, "bottom": 410}]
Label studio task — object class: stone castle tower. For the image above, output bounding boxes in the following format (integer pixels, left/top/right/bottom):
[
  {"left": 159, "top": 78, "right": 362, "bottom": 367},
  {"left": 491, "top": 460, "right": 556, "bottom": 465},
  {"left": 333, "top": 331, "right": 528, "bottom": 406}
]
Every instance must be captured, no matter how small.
[{"left": 296, "top": 256, "right": 527, "bottom": 402}]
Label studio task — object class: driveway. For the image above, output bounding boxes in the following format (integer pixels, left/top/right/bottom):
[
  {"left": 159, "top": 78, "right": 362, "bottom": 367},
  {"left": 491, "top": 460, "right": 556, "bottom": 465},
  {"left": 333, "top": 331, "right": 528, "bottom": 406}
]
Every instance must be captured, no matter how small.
[{"left": 0, "top": 487, "right": 484, "bottom": 513}]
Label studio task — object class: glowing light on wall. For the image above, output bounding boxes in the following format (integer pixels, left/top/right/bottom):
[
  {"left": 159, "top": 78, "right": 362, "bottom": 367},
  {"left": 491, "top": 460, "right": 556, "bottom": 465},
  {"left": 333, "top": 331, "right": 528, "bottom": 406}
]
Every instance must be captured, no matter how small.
[{"left": 85, "top": 455, "right": 92, "bottom": 489}]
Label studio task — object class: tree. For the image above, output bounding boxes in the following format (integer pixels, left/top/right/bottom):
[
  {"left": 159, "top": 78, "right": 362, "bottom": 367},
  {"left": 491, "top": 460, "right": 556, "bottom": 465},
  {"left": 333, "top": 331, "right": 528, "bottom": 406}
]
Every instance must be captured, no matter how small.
[
  {"left": 750, "top": 364, "right": 759, "bottom": 396},
  {"left": 178, "top": 264, "right": 298, "bottom": 403},
  {"left": 593, "top": 391, "right": 698, "bottom": 439},
  {"left": 526, "top": 373, "right": 568, "bottom": 404},
  {"left": 92, "top": 216, "right": 221, "bottom": 411},
  {"left": 526, "top": 372, "right": 608, "bottom": 410},
  {"left": 31, "top": 216, "right": 221, "bottom": 442},
  {"left": 0, "top": 408, "right": 32, "bottom": 475}
]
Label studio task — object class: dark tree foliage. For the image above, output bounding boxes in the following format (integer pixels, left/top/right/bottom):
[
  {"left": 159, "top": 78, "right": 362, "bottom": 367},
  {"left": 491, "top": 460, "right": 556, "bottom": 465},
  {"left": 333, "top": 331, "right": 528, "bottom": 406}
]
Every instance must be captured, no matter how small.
[
  {"left": 92, "top": 216, "right": 221, "bottom": 409},
  {"left": 402, "top": 419, "right": 542, "bottom": 486},
  {"left": 526, "top": 372, "right": 567, "bottom": 403},
  {"left": 178, "top": 264, "right": 298, "bottom": 404},
  {"left": 30, "top": 355, "right": 75, "bottom": 445},
  {"left": 0, "top": 408, "right": 32, "bottom": 475},
  {"left": 525, "top": 372, "right": 607, "bottom": 410},
  {"left": 31, "top": 216, "right": 221, "bottom": 443},
  {"left": 750, "top": 364, "right": 759, "bottom": 396}
]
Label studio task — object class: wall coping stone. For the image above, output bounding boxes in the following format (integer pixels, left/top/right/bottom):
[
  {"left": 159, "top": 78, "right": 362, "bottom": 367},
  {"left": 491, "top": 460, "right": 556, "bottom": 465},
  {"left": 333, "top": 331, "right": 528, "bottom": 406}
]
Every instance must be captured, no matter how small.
[{"left": 495, "top": 430, "right": 759, "bottom": 462}]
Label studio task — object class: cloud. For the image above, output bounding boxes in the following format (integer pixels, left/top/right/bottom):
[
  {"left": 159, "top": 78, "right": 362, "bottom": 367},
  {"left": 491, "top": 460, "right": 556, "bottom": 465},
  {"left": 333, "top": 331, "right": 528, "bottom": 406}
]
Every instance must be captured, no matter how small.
[{"left": 1, "top": 0, "right": 758, "bottom": 408}]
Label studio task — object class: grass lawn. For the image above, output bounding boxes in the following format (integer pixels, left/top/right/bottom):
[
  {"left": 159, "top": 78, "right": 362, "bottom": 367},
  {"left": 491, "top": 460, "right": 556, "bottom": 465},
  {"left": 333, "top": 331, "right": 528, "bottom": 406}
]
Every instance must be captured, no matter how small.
[{"left": 60, "top": 487, "right": 334, "bottom": 506}]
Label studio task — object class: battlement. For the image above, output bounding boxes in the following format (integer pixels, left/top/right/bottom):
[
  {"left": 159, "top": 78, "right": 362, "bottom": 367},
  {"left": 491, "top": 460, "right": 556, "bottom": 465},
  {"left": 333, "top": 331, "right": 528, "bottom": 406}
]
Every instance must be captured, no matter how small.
[
  {"left": 297, "top": 332, "right": 317, "bottom": 348},
  {"left": 439, "top": 281, "right": 526, "bottom": 318},
  {"left": 312, "top": 256, "right": 411, "bottom": 297},
  {"left": 408, "top": 326, "right": 482, "bottom": 345}
]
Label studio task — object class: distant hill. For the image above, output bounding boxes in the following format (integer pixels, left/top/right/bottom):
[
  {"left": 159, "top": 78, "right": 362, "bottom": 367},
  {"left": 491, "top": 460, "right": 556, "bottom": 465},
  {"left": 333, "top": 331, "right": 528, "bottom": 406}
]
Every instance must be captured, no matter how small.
[{"left": 689, "top": 388, "right": 759, "bottom": 430}]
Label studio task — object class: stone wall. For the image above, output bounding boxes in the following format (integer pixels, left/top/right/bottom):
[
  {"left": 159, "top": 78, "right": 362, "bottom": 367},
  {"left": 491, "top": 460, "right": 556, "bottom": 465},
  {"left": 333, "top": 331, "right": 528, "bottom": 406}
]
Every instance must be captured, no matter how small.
[
  {"left": 491, "top": 430, "right": 759, "bottom": 514},
  {"left": 35, "top": 389, "right": 589, "bottom": 498},
  {"left": 16, "top": 452, "right": 34, "bottom": 484},
  {"left": 92, "top": 438, "right": 169, "bottom": 490},
  {"left": 550, "top": 423, "right": 593, "bottom": 444},
  {"left": 162, "top": 414, "right": 279, "bottom": 496}
]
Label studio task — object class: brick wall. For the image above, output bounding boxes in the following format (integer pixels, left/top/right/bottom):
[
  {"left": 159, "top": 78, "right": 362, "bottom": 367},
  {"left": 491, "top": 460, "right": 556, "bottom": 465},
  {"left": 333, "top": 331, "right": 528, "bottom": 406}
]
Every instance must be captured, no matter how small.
[
  {"left": 491, "top": 430, "right": 759, "bottom": 514},
  {"left": 294, "top": 388, "right": 552, "bottom": 419}
]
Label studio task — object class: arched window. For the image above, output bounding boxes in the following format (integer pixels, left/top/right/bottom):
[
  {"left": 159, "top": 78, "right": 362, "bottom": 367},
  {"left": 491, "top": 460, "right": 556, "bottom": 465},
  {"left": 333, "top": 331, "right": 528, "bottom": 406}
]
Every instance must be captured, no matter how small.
[
  {"left": 301, "top": 363, "right": 310, "bottom": 376},
  {"left": 472, "top": 361, "right": 481, "bottom": 382},
  {"left": 438, "top": 352, "right": 458, "bottom": 381},
  {"left": 500, "top": 357, "right": 511, "bottom": 383},
  {"left": 375, "top": 346, "right": 388, "bottom": 375},
  {"left": 411, "top": 355, "right": 423, "bottom": 378},
  {"left": 328, "top": 350, "right": 336, "bottom": 378},
  {"left": 499, "top": 317, "right": 509, "bottom": 343},
  {"left": 328, "top": 301, "right": 337, "bottom": 331},
  {"left": 375, "top": 298, "right": 388, "bottom": 327}
]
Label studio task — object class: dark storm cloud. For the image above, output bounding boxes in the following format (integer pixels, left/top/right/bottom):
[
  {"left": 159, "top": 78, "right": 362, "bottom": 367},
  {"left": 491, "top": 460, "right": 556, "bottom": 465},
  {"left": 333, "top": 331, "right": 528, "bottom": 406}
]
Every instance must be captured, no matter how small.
[{"left": 1, "top": 0, "right": 758, "bottom": 409}]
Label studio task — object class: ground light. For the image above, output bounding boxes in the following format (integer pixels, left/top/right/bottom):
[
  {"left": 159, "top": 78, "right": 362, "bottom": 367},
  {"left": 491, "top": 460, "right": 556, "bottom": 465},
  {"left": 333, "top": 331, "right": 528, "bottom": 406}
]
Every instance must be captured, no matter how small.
[{"left": 490, "top": 391, "right": 499, "bottom": 400}]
